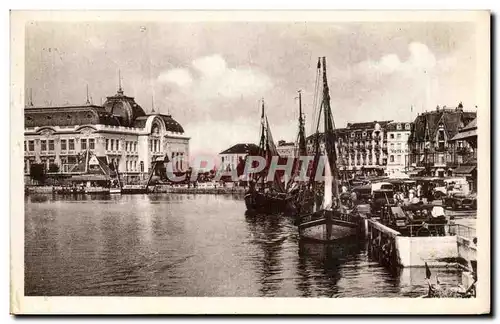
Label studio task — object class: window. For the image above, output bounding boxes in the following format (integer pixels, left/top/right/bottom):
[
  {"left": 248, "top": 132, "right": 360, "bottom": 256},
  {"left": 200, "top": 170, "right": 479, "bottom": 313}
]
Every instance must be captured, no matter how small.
[
  {"left": 390, "top": 134, "right": 394, "bottom": 139},
  {"left": 351, "top": 132, "right": 355, "bottom": 138},
  {"left": 110, "top": 139, "right": 114, "bottom": 151},
  {"left": 41, "top": 140, "right": 47, "bottom": 151},
  {"left": 134, "top": 142, "right": 137, "bottom": 151},
  {"left": 48, "top": 140, "right": 54, "bottom": 151},
  {"left": 89, "top": 139, "right": 95, "bottom": 150},
  {"left": 405, "top": 123, "right": 411, "bottom": 130},
  {"left": 396, "top": 155, "right": 401, "bottom": 163},
  {"left": 81, "top": 139, "right": 87, "bottom": 150},
  {"left": 28, "top": 140, "right": 34, "bottom": 151},
  {"left": 134, "top": 161, "right": 137, "bottom": 170},
  {"left": 69, "top": 139, "right": 75, "bottom": 150},
  {"left": 125, "top": 142, "right": 129, "bottom": 151},
  {"left": 397, "top": 133, "right": 401, "bottom": 140},
  {"left": 390, "top": 155, "right": 394, "bottom": 163},
  {"left": 397, "top": 143, "right": 401, "bottom": 150},
  {"left": 24, "top": 141, "right": 26, "bottom": 151},
  {"left": 397, "top": 123, "right": 401, "bottom": 130},
  {"left": 106, "top": 139, "right": 109, "bottom": 150},
  {"left": 61, "top": 139, "right": 67, "bottom": 151},
  {"left": 115, "top": 140, "right": 119, "bottom": 151}
]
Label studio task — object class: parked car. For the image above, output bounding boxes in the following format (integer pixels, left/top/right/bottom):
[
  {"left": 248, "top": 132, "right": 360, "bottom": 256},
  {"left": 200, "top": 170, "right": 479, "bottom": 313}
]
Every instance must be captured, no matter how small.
[{"left": 442, "top": 193, "right": 477, "bottom": 210}]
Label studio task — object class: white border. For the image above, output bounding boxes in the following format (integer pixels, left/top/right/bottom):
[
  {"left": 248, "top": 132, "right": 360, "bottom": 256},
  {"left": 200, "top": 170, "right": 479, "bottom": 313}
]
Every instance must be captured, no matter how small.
[{"left": 9, "top": 9, "right": 491, "bottom": 315}]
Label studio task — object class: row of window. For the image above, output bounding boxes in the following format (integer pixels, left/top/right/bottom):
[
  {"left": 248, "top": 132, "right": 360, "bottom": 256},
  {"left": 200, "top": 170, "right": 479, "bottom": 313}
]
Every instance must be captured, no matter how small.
[
  {"left": 388, "top": 133, "right": 409, "bottom": 140},
  {"left": 105, "top": 139, "right": 138, "bottom": 152},
  {"left": 24, "top": 139, "right": 84, "bottom": 152}
]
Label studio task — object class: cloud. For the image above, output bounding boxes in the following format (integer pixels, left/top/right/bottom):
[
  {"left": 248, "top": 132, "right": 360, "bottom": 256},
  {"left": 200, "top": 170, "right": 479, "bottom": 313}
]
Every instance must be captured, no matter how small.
[
  {"left": 352, "top": 42, "right": 437, "bottom": 80},
  {"left": 158, "top": 54, "right": 273, "bottom": 100},
  {"left": 157, "top": 68, "right": 193, "bottom": 87}
]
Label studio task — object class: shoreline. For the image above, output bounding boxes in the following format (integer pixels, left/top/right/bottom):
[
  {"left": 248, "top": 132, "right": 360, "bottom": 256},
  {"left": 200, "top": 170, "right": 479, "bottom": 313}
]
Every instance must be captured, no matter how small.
[{"left": 25, "top": 185, "right": 247, "bottom": 195}]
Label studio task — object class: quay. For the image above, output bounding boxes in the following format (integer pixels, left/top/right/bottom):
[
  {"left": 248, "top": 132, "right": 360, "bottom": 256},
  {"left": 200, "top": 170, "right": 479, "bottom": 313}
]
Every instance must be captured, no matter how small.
[
  {"left": 25, "top": 184, "right": 247, "bottom": 195},
  {"left": 358, "top": 212, "right": 477, "bottom": 287}
]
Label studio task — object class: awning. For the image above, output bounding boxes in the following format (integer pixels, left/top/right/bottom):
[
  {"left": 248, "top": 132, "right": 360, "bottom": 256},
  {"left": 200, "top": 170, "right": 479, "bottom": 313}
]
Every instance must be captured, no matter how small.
[
  {"left": 70, "top": 174, "right": 109, "bottom": 182},
  {"left": 451, "top": 129, "right": 477, "bottom": 141},
  {"left": 453, "top": 165, "right": 476, "bottom": 175}
]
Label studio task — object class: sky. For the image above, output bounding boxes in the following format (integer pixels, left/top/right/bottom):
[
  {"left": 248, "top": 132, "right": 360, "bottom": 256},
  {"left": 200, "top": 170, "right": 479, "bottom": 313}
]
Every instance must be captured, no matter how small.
[{"left": 25, "top": 21, "right": 479, "bottom": 157}]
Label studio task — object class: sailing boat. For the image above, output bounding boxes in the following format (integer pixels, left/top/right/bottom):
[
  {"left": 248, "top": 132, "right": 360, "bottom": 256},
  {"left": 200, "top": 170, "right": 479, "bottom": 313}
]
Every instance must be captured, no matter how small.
[
  {"left": 244, "top": 99, "right": 295, "bottom": 214},
  {"left": 296, "top": 57, "right": 360, "bottom": 242}
]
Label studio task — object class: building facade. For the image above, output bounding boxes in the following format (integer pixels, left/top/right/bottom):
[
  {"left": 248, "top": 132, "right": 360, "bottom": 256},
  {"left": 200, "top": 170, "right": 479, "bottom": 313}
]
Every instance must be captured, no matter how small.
[
  {"left": 385, "top": 121, "right": 413, "bottom": 175},
  {"left": 407, "top": 103, "right": 476, "bottom": 177},
  {"left": 24, "top": 86, "right": 190, "bottom": 182},
  {"left": 306, "top": 120, "right": 392, "bottom": 176},
  {"left": 219, "top": 143, "right": 260, "bottom": 171}
]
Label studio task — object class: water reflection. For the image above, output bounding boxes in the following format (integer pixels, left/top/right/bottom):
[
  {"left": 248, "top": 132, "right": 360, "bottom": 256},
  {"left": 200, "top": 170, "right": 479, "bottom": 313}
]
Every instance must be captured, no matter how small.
[{"left": 25, "top": 194, "right": 463, "bottom": 297}]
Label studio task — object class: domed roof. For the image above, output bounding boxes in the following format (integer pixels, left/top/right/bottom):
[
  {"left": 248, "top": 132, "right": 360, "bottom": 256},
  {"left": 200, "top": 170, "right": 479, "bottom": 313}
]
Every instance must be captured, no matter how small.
[
  {"left": 103, "top": 90, "right": 146, "bottom": 127},
  {"left": 159, "top": 114, "right": 184, "bottom": 133},
  {"left": 133, "top": 114, "right": 185, "bottom": 133}
]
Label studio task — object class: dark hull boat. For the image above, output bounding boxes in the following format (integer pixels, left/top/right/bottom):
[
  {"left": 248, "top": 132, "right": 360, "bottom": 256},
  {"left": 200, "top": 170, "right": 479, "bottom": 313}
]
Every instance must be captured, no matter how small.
[
  {"left": 244, "top": 99, "right": 296, "bottom": 215},
  {"left": 297, "top": 208, "right": 359, "bottom": 243},
  {"left": 244, "top": 191, "right": 296, "bottom": 214}
]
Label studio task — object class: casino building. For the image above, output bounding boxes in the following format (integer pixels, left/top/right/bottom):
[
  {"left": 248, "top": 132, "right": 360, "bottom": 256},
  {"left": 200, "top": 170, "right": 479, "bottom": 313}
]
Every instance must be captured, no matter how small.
[{"left": 24, "top": 84, "right": 190, "bottom": 183}]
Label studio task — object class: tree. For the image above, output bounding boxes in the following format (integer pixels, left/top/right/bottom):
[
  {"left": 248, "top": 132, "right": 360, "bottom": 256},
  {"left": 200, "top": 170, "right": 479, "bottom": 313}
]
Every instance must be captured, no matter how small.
[
  {"left": 29, "top": 163, "right": 46, "bottom": 184},
  {"left": 48, "top": 163, "right": 60, "bottom": 173}
]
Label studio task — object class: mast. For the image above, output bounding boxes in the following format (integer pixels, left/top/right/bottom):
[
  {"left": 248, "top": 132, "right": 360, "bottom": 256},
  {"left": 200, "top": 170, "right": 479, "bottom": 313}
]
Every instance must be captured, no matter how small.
[
  {"left": 321, "top": 56, "right": 339, "bottom": 199},
  {"left": 298, "top": 90, "right": 307, "bottom": 156},
  {"left": 259, "top": 99, "right": 266, "bottom": 188}
]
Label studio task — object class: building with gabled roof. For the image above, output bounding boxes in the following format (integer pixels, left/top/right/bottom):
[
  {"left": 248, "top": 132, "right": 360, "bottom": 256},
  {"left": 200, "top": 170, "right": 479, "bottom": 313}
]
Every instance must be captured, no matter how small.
[
  {"left": 407, "top": 102, "right": 476, "bottom": 177},
  {"left": 219, "top": 143, "right": 260, "bottom": 171}
]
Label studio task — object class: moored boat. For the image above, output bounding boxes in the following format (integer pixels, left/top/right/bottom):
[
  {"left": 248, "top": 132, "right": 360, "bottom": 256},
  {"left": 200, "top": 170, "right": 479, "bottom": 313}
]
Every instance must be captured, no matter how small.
[{"left": 296, "top": 57, "right": 360, "bottom": 243}]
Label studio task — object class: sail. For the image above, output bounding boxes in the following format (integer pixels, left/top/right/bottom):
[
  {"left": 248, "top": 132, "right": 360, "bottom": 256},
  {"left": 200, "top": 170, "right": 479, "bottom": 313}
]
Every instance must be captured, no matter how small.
[
  {"left": 322, "top": 152, "right": 333, "bottom": 210},
  {"left": 266, "top": 117, "right": 285, "bottom": 192}
]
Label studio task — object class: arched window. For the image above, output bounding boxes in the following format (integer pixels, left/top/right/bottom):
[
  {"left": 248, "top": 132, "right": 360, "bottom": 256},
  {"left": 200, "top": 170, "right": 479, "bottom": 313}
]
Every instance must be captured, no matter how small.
[{"left": 390, "top": 155, "right": 395, "bottom": 163}]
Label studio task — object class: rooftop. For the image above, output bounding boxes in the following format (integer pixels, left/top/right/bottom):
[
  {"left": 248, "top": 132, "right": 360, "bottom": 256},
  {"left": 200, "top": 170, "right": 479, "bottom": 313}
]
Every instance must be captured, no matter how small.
[{"left": 219, "top": 143, "right": 260, "bottom": 155}]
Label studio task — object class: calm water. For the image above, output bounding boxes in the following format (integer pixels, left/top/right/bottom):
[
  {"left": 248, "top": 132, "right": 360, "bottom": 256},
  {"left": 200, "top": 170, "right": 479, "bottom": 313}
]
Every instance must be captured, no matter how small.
[{"left": 25, "top": 194, "right": 463, "bottom": 297}]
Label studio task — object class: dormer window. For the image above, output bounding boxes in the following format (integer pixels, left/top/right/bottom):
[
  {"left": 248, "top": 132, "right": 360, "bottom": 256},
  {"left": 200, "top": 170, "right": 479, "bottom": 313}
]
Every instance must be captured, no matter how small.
[
  {"left": 351, "top": 132, "right": 355, "bottom": 138},
  {"left": 396, "top": 123, "right": 401, "bottom": 130},
  {"left": 405, "top": 123, "right": 410, "bottom": 130}
]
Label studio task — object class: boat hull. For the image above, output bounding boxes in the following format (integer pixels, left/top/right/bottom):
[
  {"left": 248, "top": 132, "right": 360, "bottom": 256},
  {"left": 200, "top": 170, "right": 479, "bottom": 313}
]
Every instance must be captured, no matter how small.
[
  {"left": 298, "top": 209, "right": 359, "bottom": 243},
  {"left": 245, "top": 191, "right": 295, "bottom": 214},
  {"left": 300, "top": 224, "right": 358, "bottom": 243}
]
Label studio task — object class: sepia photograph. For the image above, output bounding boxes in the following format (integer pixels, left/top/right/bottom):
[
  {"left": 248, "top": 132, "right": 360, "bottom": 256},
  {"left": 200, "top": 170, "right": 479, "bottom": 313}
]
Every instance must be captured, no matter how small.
[{"left": 10, "top": 10, "right": 490, "bottom": 314}]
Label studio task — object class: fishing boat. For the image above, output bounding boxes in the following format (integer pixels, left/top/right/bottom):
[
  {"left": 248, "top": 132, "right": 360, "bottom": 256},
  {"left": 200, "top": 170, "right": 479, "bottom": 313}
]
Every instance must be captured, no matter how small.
[
  {"left": 244, "top": 100, "right": 295, "bottom": 214},
  {"left": 296, "top": 57, "right": 360, "bottom": 243}
]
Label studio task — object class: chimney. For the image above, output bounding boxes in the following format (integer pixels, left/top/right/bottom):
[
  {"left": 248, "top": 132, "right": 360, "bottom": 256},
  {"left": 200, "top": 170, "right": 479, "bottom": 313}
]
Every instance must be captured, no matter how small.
[
  {"left": 436, "top": 105, "right": 440, "bottom": 111},
  {"left": 457, "top": 101, "right": 464, "bottom": 112}
]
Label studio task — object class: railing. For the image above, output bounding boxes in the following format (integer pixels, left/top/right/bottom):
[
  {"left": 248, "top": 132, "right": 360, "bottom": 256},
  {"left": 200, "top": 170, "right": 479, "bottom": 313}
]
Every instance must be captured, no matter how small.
[{"left": 404, "top": 223, "right": 476, "bottom": 239}]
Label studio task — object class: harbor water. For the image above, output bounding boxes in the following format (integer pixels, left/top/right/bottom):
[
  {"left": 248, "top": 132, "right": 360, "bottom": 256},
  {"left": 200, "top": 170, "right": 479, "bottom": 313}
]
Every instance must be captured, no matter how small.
[{"left": 25, "top": 194, "right": 466, "bottom": 297}]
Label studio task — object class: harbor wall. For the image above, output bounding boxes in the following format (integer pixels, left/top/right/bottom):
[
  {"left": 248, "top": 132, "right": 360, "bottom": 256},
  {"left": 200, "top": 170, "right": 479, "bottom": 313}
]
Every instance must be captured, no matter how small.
[
  {"left": 26, "top": 185, "right": 246, "bottom": 195},
  {"left": 396, "top": 236, "right": 457, "bottom": 267}
]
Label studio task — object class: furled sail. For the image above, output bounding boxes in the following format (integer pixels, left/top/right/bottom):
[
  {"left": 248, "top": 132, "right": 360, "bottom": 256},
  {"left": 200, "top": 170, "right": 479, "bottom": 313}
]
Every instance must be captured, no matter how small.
[{"left": 322, "top": 152, "right": 333, "bottom": 210}]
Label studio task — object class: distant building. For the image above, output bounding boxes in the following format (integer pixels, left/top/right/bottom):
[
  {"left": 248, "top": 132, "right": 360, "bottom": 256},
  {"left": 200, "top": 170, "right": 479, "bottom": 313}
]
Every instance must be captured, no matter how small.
[
  {"left": 385, "top": 121, "right": 413, "bottom": 175},
  {"left": 24, "top": 85, "right": 190, "bottom": 183},
  {"left": 219, "top": 143, "right": 260, "bottom": 171},
  {"left": 276, "top": 140, "right": 297, "bottom": 158},
  {"left": 306, "top": 120, "right": 392, "bottom": 176},
  {"left": 450, "top": 117, "right": 477, "bottom": 191},
  {"left": 407, "top": 103, "right": 476, "bottom": 177}
]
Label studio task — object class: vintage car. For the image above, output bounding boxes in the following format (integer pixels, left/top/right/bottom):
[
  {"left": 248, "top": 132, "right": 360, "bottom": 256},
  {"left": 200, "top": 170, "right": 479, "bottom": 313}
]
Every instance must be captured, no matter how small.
[
  {"left": 442, "top": 192, "right": 477, "bottom": 210},
  {"left": 380, "top": 203, "right": 446, "bottom": 237}
]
